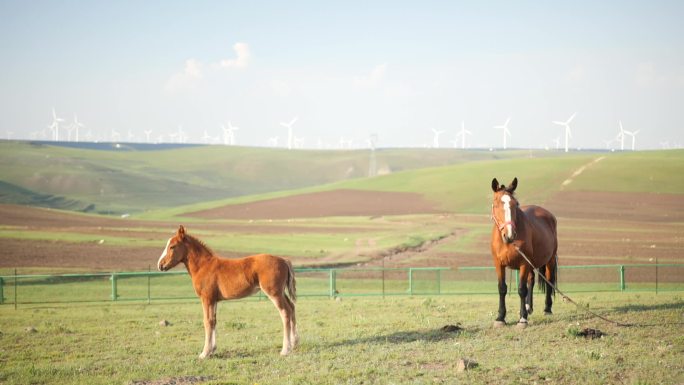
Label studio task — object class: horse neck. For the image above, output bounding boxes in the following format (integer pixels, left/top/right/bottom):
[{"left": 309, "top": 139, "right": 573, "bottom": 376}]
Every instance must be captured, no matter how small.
[{"left": 182, "top": 238, "right": 216, "bottom": 276}]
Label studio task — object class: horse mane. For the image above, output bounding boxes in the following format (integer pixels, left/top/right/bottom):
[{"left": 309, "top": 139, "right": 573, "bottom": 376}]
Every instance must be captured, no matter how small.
[{"left": 185, "top": 234, "right": 216, "bottom": 257}]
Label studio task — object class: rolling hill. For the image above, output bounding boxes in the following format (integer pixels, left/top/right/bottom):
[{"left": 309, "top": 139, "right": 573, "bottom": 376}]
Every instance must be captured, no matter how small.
[
  {"left": 0, "top": 141, "right": 571, "bottom": 215},
  {"left": 158, "top": 150, "right": 684, "bottom": 220}
]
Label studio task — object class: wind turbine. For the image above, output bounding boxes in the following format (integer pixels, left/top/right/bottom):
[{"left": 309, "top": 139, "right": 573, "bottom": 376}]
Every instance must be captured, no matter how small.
[
  {"left": 552, "top": 113, "right": 575, "bottom": 153},
  {"left": 494, "top": 117, "right": 511, "bottom": 150},
  {"left": 552, "top": 137, "right": 561, "bottom": 151},
  {"left": 617, "top": 121, "right": 627, "bottom": 151},
  {"left": 111, "top": 128, "right": 121, "bottom": 142},
  {"left": 293, "top": 136, "right": 304, "bottom": 149},
  {"left": 71, "top": 114, "right": 84, "bottom": 142},
  {"left": 280, "top": 117, "right": 298, "bottom": 150},
  {"left": 367, "top": 134, "right": 378, "bottom": 177},
  {"left": 454, "top": 121, "right": 472, "bottom": 149},
  {"left": 268, "top": 136, "right": 279, "bottom": 147},
  {"left": 144, "top": 130, "right": 153, "bottom": 143},
  {"left": 431, "top": 128, "right": 445, "bottom": 148},
  {"left": 202, "top": 130, "right": 212, "bottom": 144},
  {"left": 623, "top": 129, "right": 640, "bottom": 151},
  {"left": 226, "top": 122, "right": 239, "bottom": 145},
  {"left": 176, "top": 125, "right": 187, "bottom": 143},
  {"left": 48, "top": 108, "right": 64, "bottom": 141}
]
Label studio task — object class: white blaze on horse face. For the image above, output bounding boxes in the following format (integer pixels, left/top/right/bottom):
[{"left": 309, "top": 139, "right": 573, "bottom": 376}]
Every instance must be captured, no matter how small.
[
  {"left": 501, "top": 195, "right": 513, "bottom": 239},
  {"left": 157, "top": 238, "right": 172, "bottom": 271}
]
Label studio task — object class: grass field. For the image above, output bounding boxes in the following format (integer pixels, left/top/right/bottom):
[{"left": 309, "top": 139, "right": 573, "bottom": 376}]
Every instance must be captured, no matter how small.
[
  {"left": 0, "top": 141, "right": 555, "bottom": 215},
  {"left": 1, "top": 293, "right": 682, "bottom": 385}
]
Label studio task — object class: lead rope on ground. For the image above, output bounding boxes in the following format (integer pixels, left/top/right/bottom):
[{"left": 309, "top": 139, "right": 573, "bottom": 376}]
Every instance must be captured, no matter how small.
[{"left": 514, "top": 246, "right": 634, "bottom": 327}]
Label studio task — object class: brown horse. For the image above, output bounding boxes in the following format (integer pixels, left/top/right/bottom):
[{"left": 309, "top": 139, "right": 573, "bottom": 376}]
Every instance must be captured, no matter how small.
[
  {"left": 490, "top": 177, "right": 558, "bottom": 327},
  {"left": 157, "top": 225, "right": 298, "bottom": 357}
]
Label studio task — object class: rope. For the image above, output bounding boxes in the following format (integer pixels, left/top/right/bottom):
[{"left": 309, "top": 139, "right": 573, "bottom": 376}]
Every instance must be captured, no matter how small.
[{"left": 513, "top": 246, "right": 634, "bottom": 327}]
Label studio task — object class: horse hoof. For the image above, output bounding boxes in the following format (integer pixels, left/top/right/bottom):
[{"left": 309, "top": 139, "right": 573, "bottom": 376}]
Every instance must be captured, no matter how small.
[
  {"left": 516, "top": 322, "right": 528, "bottom": 329},
  {"left": 493, "top": 321, "right": 506, "bottom": 328},
  {"left": 198, "top": 352, "right": 208, "bottom": 359},
  {"left": 280, "top": 350, "right": 292, "bottom": 356},
  {"left": 544, "top": 311, "right": 553, "bottom": 316}
]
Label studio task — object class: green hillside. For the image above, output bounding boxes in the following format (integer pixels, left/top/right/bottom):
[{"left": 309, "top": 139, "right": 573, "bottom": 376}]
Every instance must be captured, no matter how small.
[
  {"left": 0, "top": 141, "right": 567, "bottom": 215},
  {"left": 160, "top": 150, "right": 684, "bottom": 219}
]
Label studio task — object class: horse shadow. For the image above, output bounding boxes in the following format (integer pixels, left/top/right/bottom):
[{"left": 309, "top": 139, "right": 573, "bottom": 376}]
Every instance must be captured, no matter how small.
[{"left": 329, "top": 325, "right": 472, "bottom": 348}]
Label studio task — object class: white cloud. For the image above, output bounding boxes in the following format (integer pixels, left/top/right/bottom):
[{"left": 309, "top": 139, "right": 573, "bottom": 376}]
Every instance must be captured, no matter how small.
[
  {"left": 183, "top": 59, "right": 203, "bottom": 79},
  {"left": 220, "top": 42, "right": 251, "bottom": 69},
  {"left": 354, "top": 63, "right": 387, "bottom": 88},
  {"left": 165, "top": 59, "right": 203, "bottom": 93}
]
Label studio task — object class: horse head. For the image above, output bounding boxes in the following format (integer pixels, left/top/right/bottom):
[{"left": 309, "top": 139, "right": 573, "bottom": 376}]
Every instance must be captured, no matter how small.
[
  {"left": 157, "top": 225, "right": 190, "bottom": 271},
  {"left": 491, "top": 177, "right": 519, "bottom": 244}
]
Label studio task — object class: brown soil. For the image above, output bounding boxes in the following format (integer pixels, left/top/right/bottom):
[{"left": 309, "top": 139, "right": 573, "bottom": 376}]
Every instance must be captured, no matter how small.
[
  {"left": 544, "top": 191, "right": 684, "bottom": 222},
  {"left": 185, "top": 189, "right": 443, "bottom": 219},
  {"left": 1, "top": 186, "right": 682, "bottom": 274}
]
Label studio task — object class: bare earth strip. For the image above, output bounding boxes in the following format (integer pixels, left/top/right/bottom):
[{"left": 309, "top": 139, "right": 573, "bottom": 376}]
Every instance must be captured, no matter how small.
[
  {"left": 1, "top": 187, "right": 683, "bottom": 272},
  {"left": 184, "top": 189, "right": 443, "bottom": 219}
]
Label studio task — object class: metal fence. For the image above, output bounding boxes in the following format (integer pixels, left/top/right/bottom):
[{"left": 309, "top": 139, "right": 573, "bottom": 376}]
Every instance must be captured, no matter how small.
[{"left": 1, "top": 264, "right": 683, "bottom": 306}]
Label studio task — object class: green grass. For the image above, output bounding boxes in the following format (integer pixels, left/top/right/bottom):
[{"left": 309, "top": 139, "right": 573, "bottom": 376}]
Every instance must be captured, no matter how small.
[
  {"left": 0, "top": 142, "right": 551, "bottom": 215},
  {"left": 0, "top": 293, "right": 682, "bottom": 384},
  {"left": 566, "top": 151, "right": 684, "bottom": 193},
  {"left": 160, "top": 150, "right": 684, "bottom": 220}
]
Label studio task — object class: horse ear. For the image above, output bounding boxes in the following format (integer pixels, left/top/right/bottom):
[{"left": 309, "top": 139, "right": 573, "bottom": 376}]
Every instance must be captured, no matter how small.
[
  {"left": 491, "top": 178, "right": 500, "bottom": 192},
  {"left": 178, "top": 225, "right": 186, "bottom": 240},
  {"left": 507, "top": 177, "right": 518, "bottom": 193}
]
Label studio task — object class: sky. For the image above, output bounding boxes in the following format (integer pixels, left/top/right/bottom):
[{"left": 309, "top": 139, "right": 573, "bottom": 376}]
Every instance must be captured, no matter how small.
[{"left": 1, "top": 0, "right": 682, "bottom": 150}]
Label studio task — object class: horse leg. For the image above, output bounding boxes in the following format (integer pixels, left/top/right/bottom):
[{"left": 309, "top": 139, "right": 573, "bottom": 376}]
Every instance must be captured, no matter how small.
[
  {"left": 526, "top": 271, "right": 535, "bottom": 315},
  {"left": 285, "top": 295, "right": 299, "bottom": 348},
  {"left": 210, "top": 302, "right": 218, "bottom": 354},
  {"left": 266, "top": 291, "right": 293, "bottom": 355},
  {"left": 544, "top": 256, "right": 557, "bottom": 315},
  {"left": 495, "top": 264, "right": 507, "bottom": 324},
  {"left": 517, "top": 266, "right": 530, "bottom": 325},
  {"left": 199, "top": 297, "right": 216, "bottom": 359}
]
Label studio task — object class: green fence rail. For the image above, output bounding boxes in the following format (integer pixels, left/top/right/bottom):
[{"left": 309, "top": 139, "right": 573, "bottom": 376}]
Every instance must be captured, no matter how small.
[{"left": 1, "top": 264, "right": 683, "bottom": 306}]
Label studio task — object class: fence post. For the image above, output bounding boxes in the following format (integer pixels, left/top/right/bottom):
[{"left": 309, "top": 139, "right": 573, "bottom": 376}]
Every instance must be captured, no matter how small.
[
  {"left": 437, "top": 269, "right": 442, "bottom": 295},
  {"left": 409, "top": 268, "right": 414, "bottom": 296},
  {"left": 619, "top": 265, "right": 625, "bottom": 291},
  {"left": 111, "top": 273, "right": 118, "bottom": 301},
  {"left": 147, "top": 266, "right": 151, "bottom": 304},
  {"left": 329, "top": 269, "right": 337, "bottom": 298}
]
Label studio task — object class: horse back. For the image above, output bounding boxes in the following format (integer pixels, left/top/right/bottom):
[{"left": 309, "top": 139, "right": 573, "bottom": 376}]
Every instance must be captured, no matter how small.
[
  {"left": 213, "top": 253, "right": 290, "bottom": 300},
  {"left": 521, "top": 204, "right": 558, "bottom": 252}
]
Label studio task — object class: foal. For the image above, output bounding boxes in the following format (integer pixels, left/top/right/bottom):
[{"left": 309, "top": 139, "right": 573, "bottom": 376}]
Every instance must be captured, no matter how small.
[{"left": 157, "top": 225, "right": 298, "bottom": 357}]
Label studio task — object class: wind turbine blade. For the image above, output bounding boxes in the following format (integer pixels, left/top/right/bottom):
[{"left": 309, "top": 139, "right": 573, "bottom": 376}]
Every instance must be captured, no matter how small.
[
  {"left": 567, "top": 128, "right": 572, "bottom": 139},
  {"left": 504, "top": 117, "right": 511, "bottom": 127},
  {"left": 289, "top": 117, "right": 298, "bottom": 126},
  {"left": 633, "top": 130, "right": 640, "bottom": 135},
  {"left": 619, "top": 121, "right": 624, "bottom": 133},
  {"left": 566, "top": 112, "right": 576, "bottom": 124},
  {"left": 552, "top": 121, "right": 564, "bottom": 126}
]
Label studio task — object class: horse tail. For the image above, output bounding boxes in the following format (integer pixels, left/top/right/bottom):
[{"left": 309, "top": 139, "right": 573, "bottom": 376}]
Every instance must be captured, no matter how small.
[
  {"left": 538, "top": 255, "right": 558, "bottom": 297},
  {"left": 285, "top": 259, "right": 297, "bottom": 303},
  {"left": 551, "top": 254, "right": 558, "bottom": 297},
  {"left": 538, "top": 265, "right": 547, "bottom": 294}
]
